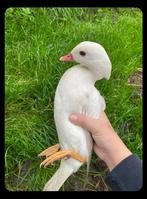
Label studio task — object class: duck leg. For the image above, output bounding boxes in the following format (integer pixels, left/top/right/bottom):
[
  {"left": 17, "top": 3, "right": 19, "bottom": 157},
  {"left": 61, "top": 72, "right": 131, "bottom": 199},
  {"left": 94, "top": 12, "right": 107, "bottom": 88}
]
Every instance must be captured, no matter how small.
[
  {"left": 38, "top": 144, "right": 60, "bottom": 158},
  {"left": 40, "top": 149, "right": 87, "bottom": 167}
]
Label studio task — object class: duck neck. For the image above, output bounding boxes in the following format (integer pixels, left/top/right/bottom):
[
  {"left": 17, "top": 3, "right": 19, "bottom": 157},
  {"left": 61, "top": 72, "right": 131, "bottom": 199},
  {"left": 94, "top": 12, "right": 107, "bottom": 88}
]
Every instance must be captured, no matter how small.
[{"left": 82, "top": 62, "right": 108, "bottom": 83}]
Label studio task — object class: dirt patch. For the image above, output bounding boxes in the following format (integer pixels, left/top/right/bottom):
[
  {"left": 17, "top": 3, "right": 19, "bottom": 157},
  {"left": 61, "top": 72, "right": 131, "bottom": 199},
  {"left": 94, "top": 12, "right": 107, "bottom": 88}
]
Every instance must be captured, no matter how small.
[
  {"left": 127, "top": 68, "right": 142, "bottom": 97},
  {"left": 5, "top": 160, "right": 35, "bottom": 191}
]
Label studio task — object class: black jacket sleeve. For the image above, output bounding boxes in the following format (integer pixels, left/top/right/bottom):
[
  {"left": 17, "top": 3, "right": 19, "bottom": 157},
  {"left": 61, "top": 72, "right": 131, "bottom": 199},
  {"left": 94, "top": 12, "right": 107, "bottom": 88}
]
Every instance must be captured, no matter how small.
[{"left": 105, "top": 154, "right": 142, "bottom": 191}]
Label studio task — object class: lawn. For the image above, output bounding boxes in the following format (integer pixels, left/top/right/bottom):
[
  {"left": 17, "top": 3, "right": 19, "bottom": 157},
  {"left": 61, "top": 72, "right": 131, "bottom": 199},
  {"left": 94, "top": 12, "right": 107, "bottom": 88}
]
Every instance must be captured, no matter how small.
[{"left": 5, "top": 8, "right": 142, "bottom": 191}]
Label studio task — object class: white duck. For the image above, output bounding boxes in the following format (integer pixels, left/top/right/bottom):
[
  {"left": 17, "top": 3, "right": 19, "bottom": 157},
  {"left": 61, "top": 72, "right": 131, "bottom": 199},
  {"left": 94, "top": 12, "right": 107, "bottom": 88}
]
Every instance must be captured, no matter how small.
[{"left": 38, "top": 41, "right": 112, "bottom": 191}]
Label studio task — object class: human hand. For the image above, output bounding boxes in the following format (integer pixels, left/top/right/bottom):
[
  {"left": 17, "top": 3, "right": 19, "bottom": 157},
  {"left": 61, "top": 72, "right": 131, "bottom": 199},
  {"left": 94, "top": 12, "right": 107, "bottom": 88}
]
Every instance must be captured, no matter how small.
[{"left": 69, "top": 112, "right": 132, "bottom": 171}]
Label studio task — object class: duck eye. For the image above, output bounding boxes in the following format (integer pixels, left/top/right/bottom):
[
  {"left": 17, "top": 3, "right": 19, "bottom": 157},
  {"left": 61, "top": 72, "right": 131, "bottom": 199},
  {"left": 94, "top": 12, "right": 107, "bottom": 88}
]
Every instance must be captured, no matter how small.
[{"left": 79, "top": 51, "right": 86, "bottom": 56}]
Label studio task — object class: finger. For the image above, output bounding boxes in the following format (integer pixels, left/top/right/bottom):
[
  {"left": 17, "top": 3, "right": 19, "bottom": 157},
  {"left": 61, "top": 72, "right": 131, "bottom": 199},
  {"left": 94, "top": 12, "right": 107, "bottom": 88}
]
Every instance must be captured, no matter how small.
[{"left": 69, "top": 113, "right": 99, "bottom": 135}]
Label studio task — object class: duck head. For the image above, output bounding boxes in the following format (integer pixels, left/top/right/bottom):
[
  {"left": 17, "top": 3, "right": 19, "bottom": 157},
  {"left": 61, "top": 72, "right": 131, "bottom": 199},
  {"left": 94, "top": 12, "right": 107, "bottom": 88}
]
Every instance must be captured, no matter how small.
[{"left": 60, "top": 41, "right": 112, "bottom": 81}]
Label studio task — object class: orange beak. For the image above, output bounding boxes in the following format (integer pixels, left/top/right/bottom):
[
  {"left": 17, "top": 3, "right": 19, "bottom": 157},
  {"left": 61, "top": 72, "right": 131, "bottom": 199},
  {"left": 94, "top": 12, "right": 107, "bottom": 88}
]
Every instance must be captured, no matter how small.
[{"left": 59, "top": 53, "right": 74, "bottom": 61}]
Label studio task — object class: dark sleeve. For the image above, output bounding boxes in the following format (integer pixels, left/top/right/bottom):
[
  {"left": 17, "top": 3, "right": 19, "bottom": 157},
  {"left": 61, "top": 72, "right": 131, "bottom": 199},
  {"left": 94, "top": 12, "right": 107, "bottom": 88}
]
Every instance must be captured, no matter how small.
[{"left": 105, "top": 154, "right": 142, "bottom": 191}]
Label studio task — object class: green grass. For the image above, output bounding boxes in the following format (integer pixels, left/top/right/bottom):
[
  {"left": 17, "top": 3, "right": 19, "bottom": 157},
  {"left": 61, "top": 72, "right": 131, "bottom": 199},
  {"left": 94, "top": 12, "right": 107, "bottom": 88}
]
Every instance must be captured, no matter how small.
[{"left": 5, "top": 8, "right": 142, "bottom": 191}]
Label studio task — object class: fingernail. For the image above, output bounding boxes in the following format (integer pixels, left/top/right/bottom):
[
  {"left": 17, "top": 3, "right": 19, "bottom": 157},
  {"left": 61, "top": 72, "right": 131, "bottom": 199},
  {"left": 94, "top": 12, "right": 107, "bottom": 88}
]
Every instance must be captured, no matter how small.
[{"left": 69, "top": 114, "right": 78, "bottom": 122}]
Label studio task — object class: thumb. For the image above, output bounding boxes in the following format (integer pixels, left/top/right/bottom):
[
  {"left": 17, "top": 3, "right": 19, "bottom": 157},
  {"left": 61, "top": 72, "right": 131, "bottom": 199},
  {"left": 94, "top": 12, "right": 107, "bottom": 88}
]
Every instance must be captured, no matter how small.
[{"left": 69, "top": 113, "right": 98, "bottom": 135}]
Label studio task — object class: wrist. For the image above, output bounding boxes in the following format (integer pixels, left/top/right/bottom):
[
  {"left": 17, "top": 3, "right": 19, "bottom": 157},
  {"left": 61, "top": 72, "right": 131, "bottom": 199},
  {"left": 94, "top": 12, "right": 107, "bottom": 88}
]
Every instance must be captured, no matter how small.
[{"left": 101, "top": 133, "right": 132, "bottom": 171}]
